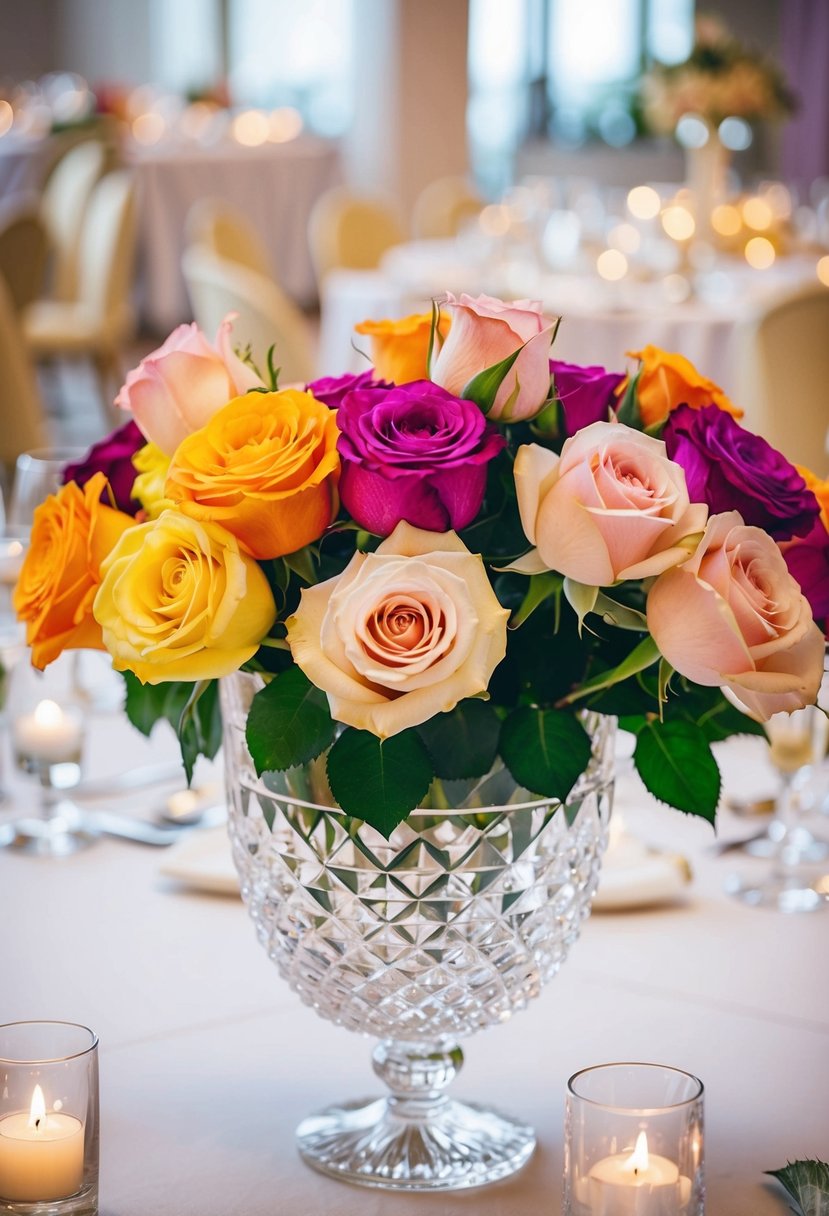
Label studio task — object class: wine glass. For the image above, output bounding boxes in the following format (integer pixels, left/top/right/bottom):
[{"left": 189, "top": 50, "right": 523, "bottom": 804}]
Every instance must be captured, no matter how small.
[
  {"left": 8, "top": 446, "right": 86, "bottom": 526},
  {"left": 726, "top": 706, "right": 829, "bottom": 913}
]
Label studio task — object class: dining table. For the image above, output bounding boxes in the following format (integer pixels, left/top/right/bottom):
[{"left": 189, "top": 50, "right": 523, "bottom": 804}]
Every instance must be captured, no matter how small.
[
  {"left": 129, "top": 133, "right": 341, "bottom": 331},
  {"left": 1, "top": 682, "right": 827, "bottom": 1216},
  {"left": 316, "top": 238, "right": 825, "bottom": 406}
]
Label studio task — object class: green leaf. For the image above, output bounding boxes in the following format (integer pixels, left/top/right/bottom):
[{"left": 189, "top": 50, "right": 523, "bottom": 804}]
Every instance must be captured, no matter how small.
[
  {"left": 282, "top": 546, "right": 317, "bottom": 584},
  {"left": 560, "top": 635, "right": 661, "bottom": 705},
  {"left": 695, "top": 697, "right": 766, "bottom": 743},
  {"left": 499, "top": 707, "right": 592, "bottom": 802},
  {"left": 634, "top": 719, "right": 720, "bottom": 821},
  {"left": 426, "top": 296, "right": 442, "bottom": 375},
  {"left": 461, "top": 346, "right": 522, "bottom": 415},
  {"left": 123, "top": 673, "right": 194, "bottom": 739},
  {"left": 510, "top": 571, "right": 563, "bottom": 629},
  {"left": 417, "top": 699, "right": 501, "bottom": 779},
  {"left": 766, "top": 1160, "right": 829, "bottom": 1216},
  {"left": 615, "top": 367, "right": 642, "bottom": 427},
  {"left": 594, "top": 592, "right": 649, "bottom": 631},
  {"left": 563, "top": 578, "right": 599, "bottom": 633},
  {"left": 245, "top": 667, "right": 335, "bottom": 776},
  {"left": 326, "top": 728, "right": 434, "bottom": 836},
  {"left": 177, "top": 680, "right": 222, "bottom": 786}
]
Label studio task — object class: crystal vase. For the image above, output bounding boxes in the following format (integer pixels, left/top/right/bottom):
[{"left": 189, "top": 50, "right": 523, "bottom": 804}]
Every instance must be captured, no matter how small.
[{"left": 221, "top": 672, "right": 615, "bottom": 1191}]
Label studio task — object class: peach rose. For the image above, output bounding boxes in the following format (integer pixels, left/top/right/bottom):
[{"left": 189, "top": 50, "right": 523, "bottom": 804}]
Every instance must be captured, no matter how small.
[
  {"left": 354, "top": 311, "right": 450, "bottom": 384},
  {"left": 166, "top": 389, "right": 340, "bottom": 560},
  {"left": 93, "top": 510, "right": 276, "bottom": 684},
  {"left": 626, "top": 345, "right": 743, "bottom": 428},
  {"left": 286, "top": 521, "right": 509, "bottom": 738},
  {"left": 514, "top": 422, "right": 708, "bottom": 586},
  {"left": 647, "top": 511, "right": 824, "bottom": 719},
  {"left": 13, "top": 472, "right": 134, "bottom": 668},
  {"left": 431, "top": 293, "right": 557, "bottom": 420},
  {"left": 116, "top": 313, "right": 262, "bottom": 455}
]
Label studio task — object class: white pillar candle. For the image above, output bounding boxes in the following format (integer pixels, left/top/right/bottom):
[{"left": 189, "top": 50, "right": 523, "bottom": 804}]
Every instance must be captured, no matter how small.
[
  {"left": 588, "top": 1133, "right": 688, "bottom": 1215},
  {"left": 12, "top": 700, "right": 83, "bottom": 764},
  {"left": 0, "top": 1085, "right": 84, "bottom": 1202}
]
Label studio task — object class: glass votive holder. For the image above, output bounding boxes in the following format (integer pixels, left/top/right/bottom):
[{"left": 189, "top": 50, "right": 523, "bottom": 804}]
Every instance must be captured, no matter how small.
[
  {"left": 0, "top": 1022, "right": 99, "bottom": 1215},
  {"left": 564, "top": 1062, "right": 704, "bottom": 1215}
]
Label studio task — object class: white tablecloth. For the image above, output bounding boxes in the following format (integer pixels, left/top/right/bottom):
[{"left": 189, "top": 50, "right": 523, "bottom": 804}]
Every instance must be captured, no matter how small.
[
  {"left": 1, "top": 706, "right": 827, "bottom": 1215},
  {"left": 317, "top": 240, "right": 821, "bottom": 402},
  {"left": 131, "top": 136, "right": 341, "bottom": 331}
]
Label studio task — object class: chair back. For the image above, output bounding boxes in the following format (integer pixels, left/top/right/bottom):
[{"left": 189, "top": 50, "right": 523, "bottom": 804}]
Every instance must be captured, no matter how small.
[
  {"left": 0, "top": 197, "right": 49, "bottom": 311},
  {"left": 308, "top": 187, "right": 404, "bottom": 282},
  {"left": 0, "top": 275, "right": 48, "bottom": 475},
  {"left": 77, "top": 171, "right": 137, "bottom": 338},
  {"left": 182, "top": 245, "right": 314, "bottom": 385},
  {"left": 185, "top": 198, "right": 271, "bottom": 276},
  {"left": 40, "top": 140, "right": 105, "bottom": 300},
  {"left": 734, "top": 284, "right": 829, "bottom": 470},
  {"left": 412, "top": 176, "right": 483, "bottom": 239}
]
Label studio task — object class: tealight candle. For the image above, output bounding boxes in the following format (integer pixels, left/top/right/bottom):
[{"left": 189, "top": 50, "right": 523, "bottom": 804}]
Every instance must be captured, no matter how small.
[
  {"left": 12, "top": 699, "right": 83, "bottom": 765},
  {"left": 0, "top": 1085, "right": 84, "bottom": 1202},
  {"left": 587, "top": 1132, "right": 689, "bottom": 1214}
]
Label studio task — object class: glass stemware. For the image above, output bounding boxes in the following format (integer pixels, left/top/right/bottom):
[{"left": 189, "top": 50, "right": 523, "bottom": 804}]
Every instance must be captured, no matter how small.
[
  {"left": 726, "top": 706, "right": 829, "bottom": 913},
  {"left": 7, "top": 447, "right": 86, "bottom": 528}
]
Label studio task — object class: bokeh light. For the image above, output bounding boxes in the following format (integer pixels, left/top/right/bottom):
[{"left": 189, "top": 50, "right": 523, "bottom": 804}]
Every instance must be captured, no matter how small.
[
  {"left": 711, "top": 204, "right": 742, "bottom": 237},
  {"left": 232, "top": 109, "right": 269, "bottom": 146},
  {"left": 596, "top": 249, "right": 628, "bottom": 281},
  {"left": 661, "top": 205, "right": 695, "bottom": 241},
  {"left": 627, "top": 185, "right": 661, "bottom": 220},
  {"left": 742, "top": 198, "right": 773, "bottom": 231},
  {"left": 744, "top": 237, "right": 775, "bottom": 269}
]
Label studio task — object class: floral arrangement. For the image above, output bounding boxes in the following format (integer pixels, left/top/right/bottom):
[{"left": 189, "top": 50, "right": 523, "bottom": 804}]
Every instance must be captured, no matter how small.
[
  {"left": 641, "top": 14, "right": 795, "bottom": 136},
  {"left": 14, "top": 295, "right": 827, "bottom": 835}
]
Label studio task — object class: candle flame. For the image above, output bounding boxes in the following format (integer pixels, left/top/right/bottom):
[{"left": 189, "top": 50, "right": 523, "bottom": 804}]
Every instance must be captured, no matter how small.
[
  {"left": 33, "top": 700, "right": 64, "bottom": 726},
  {"left": 626, "top": 1131, "right": 649, "bottom": 1175},
  {"left": 28, "top": 1084, "right": 46, "bottom": 1130}
]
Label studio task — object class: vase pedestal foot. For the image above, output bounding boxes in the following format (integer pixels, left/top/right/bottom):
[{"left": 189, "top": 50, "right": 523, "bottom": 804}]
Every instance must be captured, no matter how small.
[{"left": 296, "top": 1094, "right": 536, "bottom": 1191}]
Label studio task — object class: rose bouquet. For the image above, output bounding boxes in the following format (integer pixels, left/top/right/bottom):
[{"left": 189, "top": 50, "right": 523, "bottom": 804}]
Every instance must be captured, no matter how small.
[
  {"left": 641, "top": 14, "right": 795, "bottom": 136},
  {"left": 14, "top": 294, "right": 827, "bottom": 835}
]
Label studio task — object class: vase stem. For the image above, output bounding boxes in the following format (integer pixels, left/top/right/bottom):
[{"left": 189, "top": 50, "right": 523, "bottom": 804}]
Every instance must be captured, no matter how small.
[{"left": 373, "top": 1039, "right": 463, "bottom": 1120}]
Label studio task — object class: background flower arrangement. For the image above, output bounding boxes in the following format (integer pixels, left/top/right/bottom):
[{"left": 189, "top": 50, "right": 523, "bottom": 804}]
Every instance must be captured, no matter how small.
[
  {"left": 14, "top": 292, "right": 827, "bottom": 836},
  {"left": 640, "top": 13, "right": 796, "bottom": 136}
]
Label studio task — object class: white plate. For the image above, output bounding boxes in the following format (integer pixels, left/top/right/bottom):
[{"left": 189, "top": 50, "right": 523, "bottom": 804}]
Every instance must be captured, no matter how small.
[
  {"left": 159, "top": 827, "right": 239, "bottom": 896},
  {"left": 592, "top": 853, "right": 692, "bottom": 912}
]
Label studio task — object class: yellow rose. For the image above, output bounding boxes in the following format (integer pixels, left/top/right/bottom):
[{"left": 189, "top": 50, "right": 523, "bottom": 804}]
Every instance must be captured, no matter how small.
[
  {"left": 626, "top": 344, "right": 743, "bottom": 428},
  {"left": 13, "top": 473, "right": 134, "bottom": 669},
  {"left": 132, "top": 442, "right": 173, "bottom": 519},
  {"left": 93, "top": 510, "right": 276, "bottom": 683},
  {"left": 286, "top": 521, "right": 509, "bottom": 738},
  {"left": 166, "top": 389, "right": 340, "bottom": 560},
  {"left": 354, "top": 311, "right": 450, "bottom": 384}
]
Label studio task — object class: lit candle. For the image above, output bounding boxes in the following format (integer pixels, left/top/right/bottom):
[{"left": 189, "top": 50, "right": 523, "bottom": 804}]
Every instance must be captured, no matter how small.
[
  {"left": 12, "top": 700, "right": 84, "bottom": 764},
  {"left": 0, "top": 537, "right": 25, "bottom": 585},
  {"left": 588, "top": 1132, "right": 689, "bottom": 1214},
  {"left": 0, "top": 1084, "right": 84, "bottom": 1201}
]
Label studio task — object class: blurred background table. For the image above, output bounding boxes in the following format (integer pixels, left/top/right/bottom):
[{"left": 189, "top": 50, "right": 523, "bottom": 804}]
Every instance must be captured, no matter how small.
[
  {"left": 1, "top": 702, "right": 826, "bottom": 1216},
  {"left": 130, "top": 134, "right": 341, "bottom": 331}
]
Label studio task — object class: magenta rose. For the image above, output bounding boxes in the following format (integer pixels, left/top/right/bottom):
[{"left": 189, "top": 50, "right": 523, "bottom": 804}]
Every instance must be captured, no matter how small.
[
  {"left": 63, "top": 419, "right": 145, "bottom": 515},
  {"left": 784, "top": 519, "right": 829, "bottom": 633},
  {"left": 337, "top": 381, "right": 505, "bottom": 535},
  {"left": 306, "top": 370, "right": 388, "bottom": 410},
  {"left": 551, "top": 359, "right": 625, "bottom": 436},
  {"left": 663, "top": 404, "right": 820, "bottom": 540}
]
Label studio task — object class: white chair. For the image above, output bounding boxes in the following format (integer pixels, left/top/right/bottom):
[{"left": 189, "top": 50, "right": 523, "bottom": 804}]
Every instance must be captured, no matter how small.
[
  {"left": 185, "top": 198, "right": 271, "bottom": 277},
  {"left": 0, "top": 275, "right": 48, "bottom": 479},
  {"left": 308, "top": 187, "right": 404, "bottom": 283},
  {"left": 182, "top": 244, "right": 315, "bottom": 386},
  {"left": 412, "top": 176, "right": 483, "bottom": 239},
  {"left": 733, "top": 284, "right": 829, "bottom": 471},
  {"left": 23, "top": 171, "right": 137, "bottom": 421},
  {"left": 40, "top": 141, "right": 105, "bottom": 301}
]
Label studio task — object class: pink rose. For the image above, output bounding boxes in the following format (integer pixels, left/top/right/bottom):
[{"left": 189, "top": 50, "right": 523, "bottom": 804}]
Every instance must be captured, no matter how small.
[
  {"left": 115, "top": 314, "right": 261, "bottom": 455},
  {"left": 514, "top": 422, "right": 708, "bottom": 585},
  {"left": 647, "top": 512, "right": 824, "bottom": 720},
  {"left": 431, "top": 293, "right": 557, "bottom": 421}
]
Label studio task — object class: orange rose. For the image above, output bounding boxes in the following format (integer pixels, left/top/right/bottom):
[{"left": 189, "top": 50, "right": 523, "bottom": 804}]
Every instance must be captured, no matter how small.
[
  {"left": 626, "top": 344, "right": 743, "bottom": 428},
  {"left": 13, "top": 472, "right": 134, "bottom": 669},
  {"left": 166, "top": 389, "right": 340, "bottom": 560},
  {"left": 354, "top": 311, "right": 450, "bottom": 384}
]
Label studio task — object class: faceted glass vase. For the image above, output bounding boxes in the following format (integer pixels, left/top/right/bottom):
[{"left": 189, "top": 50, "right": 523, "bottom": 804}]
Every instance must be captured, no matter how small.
[{"left": 221, "top": 673, "right": 615, "bottom": 1191}]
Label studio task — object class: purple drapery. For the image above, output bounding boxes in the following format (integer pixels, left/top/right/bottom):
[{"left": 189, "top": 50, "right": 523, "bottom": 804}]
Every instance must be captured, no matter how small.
[{"left": 780, "top": 0, "right": 829, "bottom": 191}]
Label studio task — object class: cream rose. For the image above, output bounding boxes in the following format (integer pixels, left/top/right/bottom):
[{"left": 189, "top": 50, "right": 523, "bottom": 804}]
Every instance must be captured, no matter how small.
[
  {"left": 286, "top": 521, "right": 509, "bottom": 738},
  {"left": 514, "top": 422, "right": 708, "bottom": 585},
  {"left": 647, "top": 511, "right": 824, "bottom": 719}
]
